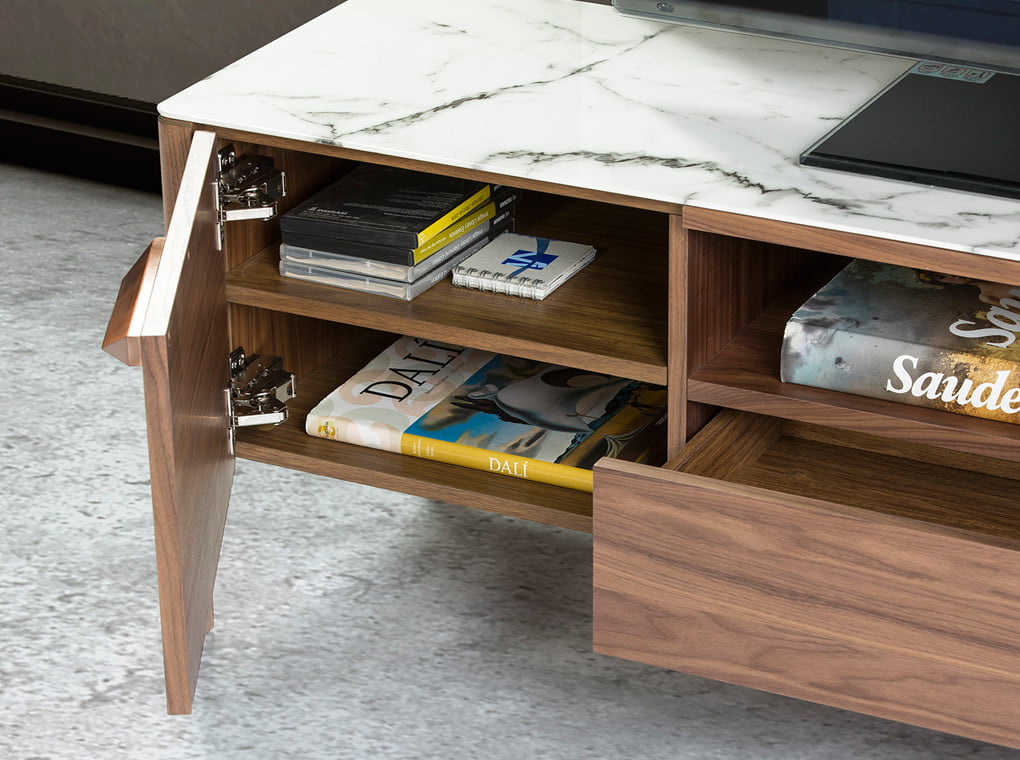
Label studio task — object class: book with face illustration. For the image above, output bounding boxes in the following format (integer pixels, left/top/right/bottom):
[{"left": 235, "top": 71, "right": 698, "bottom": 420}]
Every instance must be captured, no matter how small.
[{"left": 306, "top": 335, "right": 667, "bottom": 491}]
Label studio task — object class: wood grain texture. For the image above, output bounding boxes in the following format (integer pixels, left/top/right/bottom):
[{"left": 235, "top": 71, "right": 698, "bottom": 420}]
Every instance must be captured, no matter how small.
[
  {"left": 225, "top": 194, "right": 669, "bottom": 385},
  {"left": 683, "top": 206, "right": 1020, "bottom": 285},
  {"left": 139, "top": 131, "right": 233, "bottom": 714},
  {"left": 103, "top": 237, "right": 164, "bottom": 366},
  {"left": 157, "top": 118, "right": 195, "bottom": 229},
  {"left": 594, "top": 440, "right": 1020, "bottom": 748},
  {"left": 680, "top": 226, "right": 818, "bottom": 440},
  {"left": 235, "top": 338, "right": 593, "bottom": 532},
  {"left": 666, "top": 214, "right": 687, "bottom": 455},
  {"left": 672, "top": 411, "right": 1020, "bottom": 538},
  {"left": 663, "top": 408, "right": 781, "bottom": 480},
  {"left": 228, "top": 302, "right": 351, "bottom": 384},
  {"left": 152, "top": 113, "right": 1020, "bottom": 744}
]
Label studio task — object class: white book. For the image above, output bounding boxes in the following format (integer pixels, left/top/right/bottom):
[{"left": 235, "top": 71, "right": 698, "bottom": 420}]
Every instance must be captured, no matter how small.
[{"left": 450, "top": 232, "right": 596, "bottom": 300}]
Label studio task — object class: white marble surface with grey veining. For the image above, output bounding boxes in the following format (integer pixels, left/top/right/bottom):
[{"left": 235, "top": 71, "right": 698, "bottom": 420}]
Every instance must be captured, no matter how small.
[{"left": 158, "top": 0, "right": 1020, "bottom": 260}]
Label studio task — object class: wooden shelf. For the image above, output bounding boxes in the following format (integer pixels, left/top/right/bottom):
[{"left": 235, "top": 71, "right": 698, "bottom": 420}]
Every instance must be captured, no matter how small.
[
  {"left": 672, "top": 410, "right": 1020, "bottom": 544},
  {"left": 688, "top": 287, "right": 1020, "bottom": 462},
  {"left": 225, "top": 194, "right": 669, "bottom": 386},
  {"left": 234, "top": 337, "right": 594, "bottom": 532}
]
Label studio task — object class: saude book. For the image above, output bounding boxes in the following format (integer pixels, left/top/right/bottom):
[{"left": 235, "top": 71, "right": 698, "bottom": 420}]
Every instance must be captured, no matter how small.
[
  {"left": 306, "top": 336, "right": 668, "bottom": 491},
  {"left": 280, "top": 164, "right": 497, "bottom": 249},
  {"left": 781, "top": 259, "right": 1020, "bottom": 423}
]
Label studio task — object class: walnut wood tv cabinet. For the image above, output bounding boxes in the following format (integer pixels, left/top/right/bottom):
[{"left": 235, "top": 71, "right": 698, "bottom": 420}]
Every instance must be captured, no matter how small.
[{"left": 101, "top": 0, "right": 1020, "bottom": 748}]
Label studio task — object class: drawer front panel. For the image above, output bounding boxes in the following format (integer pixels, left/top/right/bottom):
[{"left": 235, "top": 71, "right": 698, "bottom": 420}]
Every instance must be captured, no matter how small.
[{"left": 593, "top": 459, "right": 1020, "bottom": 749}]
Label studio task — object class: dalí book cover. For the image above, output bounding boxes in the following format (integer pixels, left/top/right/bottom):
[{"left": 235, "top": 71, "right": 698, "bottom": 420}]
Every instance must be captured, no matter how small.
[
  {"left": 307, "top": 335, "right": 668, "bottom": 491},
  {"left": 781, "top": 258, "right": 1020, "bottom": 423}
]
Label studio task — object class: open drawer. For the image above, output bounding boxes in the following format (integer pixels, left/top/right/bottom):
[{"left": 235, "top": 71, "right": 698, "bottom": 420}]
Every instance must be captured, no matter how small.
[{"left": 593, "top": 409, "right": 1020, "bottom": 749}]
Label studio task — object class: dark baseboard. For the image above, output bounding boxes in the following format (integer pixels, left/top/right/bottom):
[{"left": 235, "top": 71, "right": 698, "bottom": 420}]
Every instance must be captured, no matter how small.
[{"left": 0, "top": 75, "right": 161, "bottom": 193}]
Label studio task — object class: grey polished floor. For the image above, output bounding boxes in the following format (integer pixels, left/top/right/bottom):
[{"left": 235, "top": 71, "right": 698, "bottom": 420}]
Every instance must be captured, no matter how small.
[{"left": 2, "top": 162, "right": 1017, "bottom": 760}]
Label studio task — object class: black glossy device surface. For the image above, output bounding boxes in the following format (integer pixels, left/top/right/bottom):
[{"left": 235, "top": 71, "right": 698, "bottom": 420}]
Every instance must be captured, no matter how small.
[{"left": 801, "top": 67, "right": 1020, "bottom": 199}]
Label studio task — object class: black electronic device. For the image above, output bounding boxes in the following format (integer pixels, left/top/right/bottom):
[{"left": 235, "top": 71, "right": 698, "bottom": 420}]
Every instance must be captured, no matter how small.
[
  {"left": 802, "top": 62, "right": 1020, "bottom": 200},
  {"left": 613, "top": 0, "right": 1020, "bottom": 199}
]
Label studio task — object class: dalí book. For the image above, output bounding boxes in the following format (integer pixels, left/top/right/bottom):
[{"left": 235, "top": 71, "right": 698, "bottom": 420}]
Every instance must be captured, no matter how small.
[
  {"left": 307, "top": 336, "right": 668, "bottom": 491},
  {"left": 781, "top": 259, "right": 1020, "bottom": 423},
  {"left": 280, "top": 164, "right": 496, "bottom": 249}
]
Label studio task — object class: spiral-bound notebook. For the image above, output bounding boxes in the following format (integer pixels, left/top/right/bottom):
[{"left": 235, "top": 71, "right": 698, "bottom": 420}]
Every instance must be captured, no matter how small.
[{"left": 450, "top": 232, "right": 596, "bottom": 300}]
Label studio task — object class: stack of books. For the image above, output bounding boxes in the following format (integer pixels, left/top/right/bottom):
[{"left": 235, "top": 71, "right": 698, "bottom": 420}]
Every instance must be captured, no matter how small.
[
  {"left": 307, "top": 334, "right": 669, "bottom": 491},
  {"left": 279, "top": 164, "right": 517, "bottom": 300}
]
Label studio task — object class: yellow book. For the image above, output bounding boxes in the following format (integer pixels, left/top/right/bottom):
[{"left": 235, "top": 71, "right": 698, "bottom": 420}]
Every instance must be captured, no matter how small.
[
  {"left": 401, "top": 435, "right": 595, "bottom": 491},
  {"left": 410, "top": 192, "right": 510, "bottom": 264},
  {"left": 414, "top": 185, "right": 492, "bottom": 248}
]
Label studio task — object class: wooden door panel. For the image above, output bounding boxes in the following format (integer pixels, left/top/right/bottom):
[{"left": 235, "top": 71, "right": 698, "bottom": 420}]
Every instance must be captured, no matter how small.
[{"left": 137, "top": 130, "right": 233, "bottom": 714}]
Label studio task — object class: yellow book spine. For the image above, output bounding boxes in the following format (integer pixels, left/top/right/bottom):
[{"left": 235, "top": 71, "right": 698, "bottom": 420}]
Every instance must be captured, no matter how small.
[
  {"left": 414, "top": 185, "right": 492, "bottom": 248},
  {"left": 400, "top": 434, "right": 593, "bottom": 492},
  {"left": 411, "top": 198, "right": 499, "bottom": 264}
]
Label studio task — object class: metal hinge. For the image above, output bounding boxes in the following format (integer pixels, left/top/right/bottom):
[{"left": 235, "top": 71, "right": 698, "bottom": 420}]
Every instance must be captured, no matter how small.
[
  {"left": 216, "top": 145, "right": 287, "bottom": 248},
  {"left": 228, "top": 348, "right": 296, "bottom": 446}
]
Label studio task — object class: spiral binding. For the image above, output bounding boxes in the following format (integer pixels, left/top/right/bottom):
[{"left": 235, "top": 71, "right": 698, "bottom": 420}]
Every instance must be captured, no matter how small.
[{"left": 453, "top": 266, "right": 546, "bottom": 298}]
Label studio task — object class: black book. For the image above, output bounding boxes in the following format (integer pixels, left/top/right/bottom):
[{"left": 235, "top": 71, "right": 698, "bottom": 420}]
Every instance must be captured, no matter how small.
[
  {"left": 280, "top": 164, "right": 495, "bottom": 249},
  {"left": 281, "top": 187, "right": 519, "bottom": 265},
  {"left": 281, "top": 207, "right": 516, "bottom": 282}
]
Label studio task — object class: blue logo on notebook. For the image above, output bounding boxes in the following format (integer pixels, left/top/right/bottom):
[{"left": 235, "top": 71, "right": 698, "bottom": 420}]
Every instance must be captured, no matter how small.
[{"left": 502, "top": 238, "right": 556, "bottom": 277}]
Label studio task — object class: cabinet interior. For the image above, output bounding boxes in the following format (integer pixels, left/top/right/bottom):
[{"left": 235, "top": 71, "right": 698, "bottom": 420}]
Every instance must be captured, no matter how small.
[
  {"left": 682, "top": 228, "right": 1020, "bottom": 463},
  {"left": 214, "top": 136, "right": 1020, "bottom": 536},
  {"left": 217, "top": 141, "right": 672, "bottom": 531}
]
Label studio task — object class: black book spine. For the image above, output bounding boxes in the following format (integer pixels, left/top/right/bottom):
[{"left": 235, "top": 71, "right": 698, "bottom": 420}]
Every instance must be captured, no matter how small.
[
  {"left": 280, "top": 171, "right": 496, "bottom": 248},
  {"left": 282, "top": 188, "right": 519, "bottom": 263}
]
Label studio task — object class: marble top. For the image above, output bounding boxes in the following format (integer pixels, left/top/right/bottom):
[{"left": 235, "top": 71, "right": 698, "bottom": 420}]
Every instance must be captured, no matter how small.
[{"left": 159, "top": 0, "right": 1020, "bottom": 262}]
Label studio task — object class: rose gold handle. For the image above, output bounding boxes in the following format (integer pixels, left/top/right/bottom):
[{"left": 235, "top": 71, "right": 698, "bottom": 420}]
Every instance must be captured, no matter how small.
[{"left": 102, "top": 237, "right": 165, "bottom": 366}]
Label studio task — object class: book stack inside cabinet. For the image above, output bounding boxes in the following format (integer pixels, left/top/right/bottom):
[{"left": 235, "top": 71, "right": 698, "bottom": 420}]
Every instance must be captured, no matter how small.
[
  {"left": 305, "top": 334, "right": 668, "bottom": 492},
  {"left": 781, "top": 259, "right": 1020, "bottom": 425},
  {"left": 278, "top": 163, "right": 518, "bottom": 300}
]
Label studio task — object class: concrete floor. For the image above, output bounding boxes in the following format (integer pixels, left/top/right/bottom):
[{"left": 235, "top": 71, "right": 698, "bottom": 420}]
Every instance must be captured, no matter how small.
[{"left": 2, "top": 162, "right": 1017, "bottom": 759}]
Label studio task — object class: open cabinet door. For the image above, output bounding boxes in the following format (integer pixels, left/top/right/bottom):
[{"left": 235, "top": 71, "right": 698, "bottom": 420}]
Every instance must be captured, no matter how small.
[{"left": 105, "top": 130, "right": 232, "bottom": 714}]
